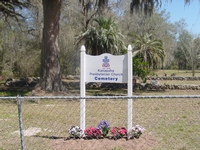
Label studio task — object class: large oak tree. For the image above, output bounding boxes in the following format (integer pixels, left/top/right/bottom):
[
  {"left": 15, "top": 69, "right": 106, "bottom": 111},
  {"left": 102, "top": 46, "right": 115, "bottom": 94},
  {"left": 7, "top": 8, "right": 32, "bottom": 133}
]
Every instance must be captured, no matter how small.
[{"left": 40, "top": 0, "right": 63, "bottom": 92}]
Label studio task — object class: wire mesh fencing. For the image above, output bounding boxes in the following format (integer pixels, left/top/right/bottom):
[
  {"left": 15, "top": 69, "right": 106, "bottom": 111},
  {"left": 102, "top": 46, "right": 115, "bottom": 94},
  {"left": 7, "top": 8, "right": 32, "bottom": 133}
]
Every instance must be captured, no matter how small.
[
  {"left": 0, "top": 96, "right": 200, "bottom": 150},
  {"left": 0, "top": 98, "right": 21, "bottom": 150}
]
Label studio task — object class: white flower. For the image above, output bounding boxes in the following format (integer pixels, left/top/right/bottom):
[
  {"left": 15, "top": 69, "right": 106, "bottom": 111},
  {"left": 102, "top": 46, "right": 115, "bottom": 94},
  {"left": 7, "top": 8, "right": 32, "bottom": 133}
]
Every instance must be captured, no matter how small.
[
  {"left": 130, "top": 125, "right": 145, "bottom": 138},
  {"left": 68, "top": 126, "right": 84, "bottom": 137}
]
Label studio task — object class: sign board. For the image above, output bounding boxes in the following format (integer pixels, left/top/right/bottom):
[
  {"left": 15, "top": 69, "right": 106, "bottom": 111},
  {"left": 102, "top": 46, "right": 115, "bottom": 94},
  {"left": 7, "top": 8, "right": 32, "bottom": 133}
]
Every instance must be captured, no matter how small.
[{"left": 85, "top": 54, "right": 128, "bottom": 83}]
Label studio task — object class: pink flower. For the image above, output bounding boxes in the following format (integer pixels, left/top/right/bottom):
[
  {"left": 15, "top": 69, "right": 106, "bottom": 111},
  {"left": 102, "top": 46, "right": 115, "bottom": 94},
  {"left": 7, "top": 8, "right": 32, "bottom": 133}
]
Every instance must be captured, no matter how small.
[
  {"left": 119, "top": 127, "right": 127, "bottom": 135},
  {"left": 110, "top": 127, "right": 118, "bottom": 135},
  {"left": 84, "top": 127, "right": 101, "bottom": 138},
  {"left": 111, "top": 127, "right": 127, "bottom": 138}
]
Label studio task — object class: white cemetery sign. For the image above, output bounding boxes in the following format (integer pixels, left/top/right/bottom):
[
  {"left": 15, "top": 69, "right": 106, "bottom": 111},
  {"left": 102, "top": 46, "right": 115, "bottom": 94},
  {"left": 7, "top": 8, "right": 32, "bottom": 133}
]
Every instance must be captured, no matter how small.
[
  {"left": 80, "top": 45, "right": 133, "bottom": 133},
  {"left": 85, "top": 54, "right": 128, "bottom": 83}
]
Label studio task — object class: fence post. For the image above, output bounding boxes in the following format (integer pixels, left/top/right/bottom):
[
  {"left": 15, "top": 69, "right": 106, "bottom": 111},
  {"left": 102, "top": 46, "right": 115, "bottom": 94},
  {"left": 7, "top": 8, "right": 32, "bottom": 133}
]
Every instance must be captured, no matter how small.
[
  {"left": 80, "top": 45, "right": 86, "bottom": 130},
  {"left": 17, "top": 95, "right": 25, "bottom": 150},
  {"left": 127, "top": 45, "right": 133, "bottom": 137}
]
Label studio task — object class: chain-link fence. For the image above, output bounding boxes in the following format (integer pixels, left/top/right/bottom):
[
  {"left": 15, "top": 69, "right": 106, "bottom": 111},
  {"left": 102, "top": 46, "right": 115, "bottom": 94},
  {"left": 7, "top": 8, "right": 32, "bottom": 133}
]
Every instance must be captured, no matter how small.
[{"left": 0, "top": 95, "right": 200, "bottom": 150}]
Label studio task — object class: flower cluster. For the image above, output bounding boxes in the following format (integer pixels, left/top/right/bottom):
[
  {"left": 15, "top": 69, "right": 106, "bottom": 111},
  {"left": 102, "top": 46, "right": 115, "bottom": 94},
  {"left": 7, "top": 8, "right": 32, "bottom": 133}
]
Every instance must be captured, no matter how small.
[
  {"left": 110, "top": 127, "right": 127, "bottom": 138},
  {"left": 97, "top": 120, "right": 110, "bottom": 137},
  {"left": 130, "top": 125, "right": 145, "bottom": 138},
  {"left": 68, "top": 126, "right": 84, "bottom": 138},
  {"left": 68, "top": 121, "right": 145, "bottom": 139},
  {"left": 84, "top": 127, "right": 101, "bottom": 138}
]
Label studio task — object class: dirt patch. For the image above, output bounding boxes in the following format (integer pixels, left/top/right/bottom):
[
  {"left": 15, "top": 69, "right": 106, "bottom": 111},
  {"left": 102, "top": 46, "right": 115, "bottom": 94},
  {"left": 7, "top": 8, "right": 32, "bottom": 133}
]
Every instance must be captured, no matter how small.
[
  {"left": 12, "top": 127, "right": 41, "bottom": 136},
  {"left": 51, "top": 134, "right": 159, "bottom": 150}
]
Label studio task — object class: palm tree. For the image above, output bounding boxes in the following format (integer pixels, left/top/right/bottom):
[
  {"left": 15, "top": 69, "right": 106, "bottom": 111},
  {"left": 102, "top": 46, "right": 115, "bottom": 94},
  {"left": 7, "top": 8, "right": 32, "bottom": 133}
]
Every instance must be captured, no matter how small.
[
  {"left": 132, "top": 33, "right": 165, "bottom": 71},
  {"left": 76, "top": 17, "right": 125, "bottom": 55}
]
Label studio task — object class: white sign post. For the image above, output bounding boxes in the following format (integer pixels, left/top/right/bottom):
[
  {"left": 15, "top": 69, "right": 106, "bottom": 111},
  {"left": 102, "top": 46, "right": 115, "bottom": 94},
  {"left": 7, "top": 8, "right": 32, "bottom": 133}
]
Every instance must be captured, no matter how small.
[
  {"left": 80, "top": 45, "right": 133, "bottom": 132},
  {"left": 80, "top": 45, "right": 86, "bottom": 130},
  {"left": 127, "top": 45, "right": 133, "bottom": 134}
]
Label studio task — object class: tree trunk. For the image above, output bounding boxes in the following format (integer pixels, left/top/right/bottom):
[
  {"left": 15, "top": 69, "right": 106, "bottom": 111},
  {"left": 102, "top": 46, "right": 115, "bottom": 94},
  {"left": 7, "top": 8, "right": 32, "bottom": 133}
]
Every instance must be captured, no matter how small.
[
  {"left": 39, "top": 0, "right": 63, "bottom": 92},
  {"left": 192, "top": 60, "right": 196, "bottom": 76}
]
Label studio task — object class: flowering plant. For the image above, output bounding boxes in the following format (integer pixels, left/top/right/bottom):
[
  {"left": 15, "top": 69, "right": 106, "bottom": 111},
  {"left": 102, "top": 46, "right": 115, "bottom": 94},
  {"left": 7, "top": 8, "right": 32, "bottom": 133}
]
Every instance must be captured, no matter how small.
[
  {"left": 130, "top": 125, "right": 145, "bottom": 138},
  {"left": 84, "top": 127, "right": 101, "bottom": 138},
  {"left": 110, "top": 127, "right": 127, "bottom": 139},
  {"left": 97, "top": 120, "right": 110, "bottom": 137},
  {"left": 68, "top": 126, "right": 84, "bottom": 138}
]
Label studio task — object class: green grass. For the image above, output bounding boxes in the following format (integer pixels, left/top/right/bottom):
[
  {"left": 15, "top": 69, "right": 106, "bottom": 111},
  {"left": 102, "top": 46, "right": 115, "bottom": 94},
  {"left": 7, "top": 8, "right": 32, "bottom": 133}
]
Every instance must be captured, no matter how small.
[
  {"left": 156, "top": 80, "right": 200, "bottom": 85},
  {"left": 0, "top": 93, "right": 199, "bottom": 150},
  {"left": 153, "top": 69, "right": 200, "bottom": 77},
  {"left": 0, "top": 90, "right": 31, "bottom": 96},
  {"left": 112, "top": 147, "right": 123, "bottom": 150}
]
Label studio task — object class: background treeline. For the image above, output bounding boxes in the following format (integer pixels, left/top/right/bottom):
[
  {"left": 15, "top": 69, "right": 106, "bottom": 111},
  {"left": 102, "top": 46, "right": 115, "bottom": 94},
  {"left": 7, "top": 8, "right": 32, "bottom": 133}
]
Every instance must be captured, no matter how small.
[{"left": 0, "top": 0, "right": 200, "bottom": 78}]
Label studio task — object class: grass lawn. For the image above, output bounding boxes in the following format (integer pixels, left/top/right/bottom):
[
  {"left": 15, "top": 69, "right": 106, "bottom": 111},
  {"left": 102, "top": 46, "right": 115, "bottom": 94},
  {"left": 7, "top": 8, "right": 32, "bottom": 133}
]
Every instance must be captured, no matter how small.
[
  {"left": 0, "top": 90, "right": 200, "bottom": 150},
  {"left": 0, "top": 70, "right": 200, "bottom": 149},
  {"left": 153, "top": 69, "right": 200, "bottom": 77}
]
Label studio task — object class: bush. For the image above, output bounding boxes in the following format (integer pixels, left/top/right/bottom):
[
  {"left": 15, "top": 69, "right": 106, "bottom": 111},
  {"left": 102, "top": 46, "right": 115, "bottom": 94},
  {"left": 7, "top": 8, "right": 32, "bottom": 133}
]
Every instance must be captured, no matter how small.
[{"left": 133, "top": 58, "right": 149, "bottom": 82}]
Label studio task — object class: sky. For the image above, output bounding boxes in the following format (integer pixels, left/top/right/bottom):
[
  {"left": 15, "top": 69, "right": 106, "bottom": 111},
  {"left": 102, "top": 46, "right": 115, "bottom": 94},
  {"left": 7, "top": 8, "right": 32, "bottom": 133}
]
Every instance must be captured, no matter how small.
[{"left": 161, "top": 0, "right": 200, "bottom": 35}]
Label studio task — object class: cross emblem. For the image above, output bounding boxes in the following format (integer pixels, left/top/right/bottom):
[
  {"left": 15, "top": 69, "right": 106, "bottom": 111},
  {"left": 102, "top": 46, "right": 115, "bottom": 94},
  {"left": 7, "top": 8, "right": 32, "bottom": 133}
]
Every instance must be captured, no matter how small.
[{"left": 102, "top": 56, "right": 110, "bottom": 67}]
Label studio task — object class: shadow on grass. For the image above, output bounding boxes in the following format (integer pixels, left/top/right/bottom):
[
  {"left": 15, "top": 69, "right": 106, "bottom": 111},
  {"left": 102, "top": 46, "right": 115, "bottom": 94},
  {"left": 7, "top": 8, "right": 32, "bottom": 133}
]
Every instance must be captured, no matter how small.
[
  {"left": 0, "top": 86, "right": 33, "bottom": 96},
  {"left": 33, "top": 135, "right": 65, "bottom": 140}
]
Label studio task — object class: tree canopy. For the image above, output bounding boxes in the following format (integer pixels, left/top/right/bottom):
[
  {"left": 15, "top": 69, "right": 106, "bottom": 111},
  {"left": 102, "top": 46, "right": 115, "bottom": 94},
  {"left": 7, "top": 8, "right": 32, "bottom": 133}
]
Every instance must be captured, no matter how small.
[
  {"left": 0, "top": 0, "right": 30, "bottom": 21},
  {"left": 76, "top": 17, "right": 125, "bottom": 55},
  {"left": 132, "top": 33, "right": 165, "bottom": 71},
  {"left": 0, "top": 0, "right": 200, "bottom": 92}
]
